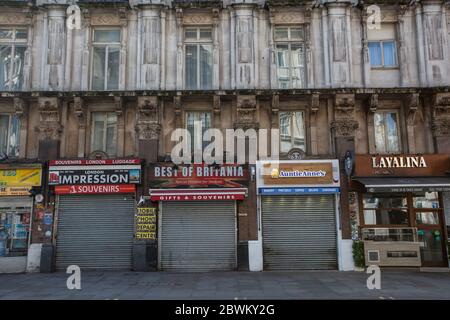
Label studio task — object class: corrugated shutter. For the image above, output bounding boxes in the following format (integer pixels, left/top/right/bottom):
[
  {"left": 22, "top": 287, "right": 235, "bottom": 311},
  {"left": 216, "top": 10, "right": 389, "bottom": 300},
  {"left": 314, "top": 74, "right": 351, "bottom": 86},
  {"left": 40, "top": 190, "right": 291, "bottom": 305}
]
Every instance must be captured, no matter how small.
[
  {"left": 160, "top": 201, "right": 236, "bottom": 272},
  {"left": 56, "top": 194, "right": 135, "bottom": 271},
  {"left": 262, "top": 195, "right": 337, "bottom": 270}
]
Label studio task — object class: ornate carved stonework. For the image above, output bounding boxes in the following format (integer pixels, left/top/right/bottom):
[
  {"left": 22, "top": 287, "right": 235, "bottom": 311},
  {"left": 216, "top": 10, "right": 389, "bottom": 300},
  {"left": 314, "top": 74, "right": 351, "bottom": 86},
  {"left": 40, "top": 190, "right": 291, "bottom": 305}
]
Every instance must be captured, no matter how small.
[
  {"left": 269, "top": 8, "right": 306, "bottom": 25},
  {"left": 407, "top": 93, "right": 420, "bottom": 126},
  {"left": 14, "top": 98, "right": 27, "bottom": 130},
  {"left": 431, "top": 93, "right": 450, "bottom": 137},
  {"left": 310, "top": 93, "right": 319, "bottom": 125},
  {"left": 183, "top": 14, "right": 213, "bottom": 25},
  {"left": 368, "top": 94, "right": 378, "bottom": 113},
  {"left": 73, "top": 97, "right": 86, "bottom": 129},
  {"left": 91, "top": 13, "right": 124, "bottom": 26},
  {"left": 213, "top": 95, "right": 221, "bottom": 115},
  {"left": 35, "top": 97, "right": 62, "bottom": 140},
  {"left": 0, "top": 13, "right": 32, "bottom": 25},
  {"left": 335, "top": 94, "right": 355, "bottom": 118},
  {"left": 333, "top": 94, "right": 358, "bottom": 137},
  {"left": 271, "top": 94, "right": 279, "bottom": 127},
  {"left": 331, "top": 119, "right": 359, "bottom": 137},
  {"left": 235, "top": 95, "right": 258, "bottom": 130},
  {"left": 114, "top": 96, "right": 124, "bottom": 117},
  {"left": 136, "top": 123, "right": 161, "bottom": 140},
  {"left": 136, "top": 96, "right": 160, "bottom": 140},
  {"left": 89, "top": 150, "right": 109, "bottom": 160},
  {"left": 174, "top": 96, "right": 182, "bottom": 128}
]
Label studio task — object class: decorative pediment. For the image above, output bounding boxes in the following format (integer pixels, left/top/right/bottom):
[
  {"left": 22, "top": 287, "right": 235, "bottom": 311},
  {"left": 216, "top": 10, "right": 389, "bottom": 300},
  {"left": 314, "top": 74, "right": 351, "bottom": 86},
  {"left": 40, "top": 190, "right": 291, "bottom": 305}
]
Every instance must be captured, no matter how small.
[
  {"left": 335, "top": 94, "right": 355, "bottom": 118},
  {"left": 235, "top": 95, "right": 258, "bottom": 130},
  {"left": 36, "top": 97, "right": 62, "bottom": 140},
  {"left": 431, "top": 93, "right": 450, "bottom": 137}
]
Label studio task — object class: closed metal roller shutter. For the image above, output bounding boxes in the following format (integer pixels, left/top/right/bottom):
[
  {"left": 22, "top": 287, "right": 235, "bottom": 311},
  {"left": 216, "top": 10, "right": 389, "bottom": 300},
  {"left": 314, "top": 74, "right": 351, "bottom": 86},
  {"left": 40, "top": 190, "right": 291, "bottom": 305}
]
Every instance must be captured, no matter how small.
[
  {"left": 56, "top": 194, "right": 135, "bottom": 271},
  {"left": 160, "top": 201, "right": 236, "bottom": 272},
  {"left": 262, "top": 195, "right": 337, "bottom": 270}
]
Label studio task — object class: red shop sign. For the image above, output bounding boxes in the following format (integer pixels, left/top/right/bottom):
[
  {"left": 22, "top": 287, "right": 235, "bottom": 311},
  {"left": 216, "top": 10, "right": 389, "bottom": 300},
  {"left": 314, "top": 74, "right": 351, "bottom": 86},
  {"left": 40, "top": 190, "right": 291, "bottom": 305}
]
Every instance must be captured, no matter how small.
[
  {"left": 149, "top": 188, "right": 247, "bottom": 201},
  {"left": 55, "top": 184, "right": 136, "bottom": 195},
  {"left": 49, "top": 159, "right": 141, "bottom": 166}
]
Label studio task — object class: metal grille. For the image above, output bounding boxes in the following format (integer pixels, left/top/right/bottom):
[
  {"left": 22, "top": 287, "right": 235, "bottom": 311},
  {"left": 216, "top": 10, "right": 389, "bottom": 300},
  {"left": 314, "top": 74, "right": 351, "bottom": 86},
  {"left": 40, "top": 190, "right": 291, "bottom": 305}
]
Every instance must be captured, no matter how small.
[
  {"left": 56, "top": 194, "right": 135, "bottom": 271},
  {"left": 160, "top": 201, "right": 236, "bottom": 272},
  {"left": 262, "top": 195, "right": 337, "bottom": 270}
]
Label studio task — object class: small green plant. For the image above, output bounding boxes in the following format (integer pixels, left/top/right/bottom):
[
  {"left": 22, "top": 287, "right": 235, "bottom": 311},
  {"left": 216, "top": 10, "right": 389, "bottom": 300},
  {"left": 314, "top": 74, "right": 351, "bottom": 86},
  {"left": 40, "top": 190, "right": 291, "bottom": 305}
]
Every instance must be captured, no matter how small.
[{"left": 352, "top": 240, "right": 365, "bottom": 269}]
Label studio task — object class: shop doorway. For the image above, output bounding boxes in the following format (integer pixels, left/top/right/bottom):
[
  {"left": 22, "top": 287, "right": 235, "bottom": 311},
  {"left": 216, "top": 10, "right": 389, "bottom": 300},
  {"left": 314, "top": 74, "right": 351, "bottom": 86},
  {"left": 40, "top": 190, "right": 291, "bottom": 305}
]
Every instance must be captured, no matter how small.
[{"left": 415, "top": 209, "right": 447, "bottom": 267}]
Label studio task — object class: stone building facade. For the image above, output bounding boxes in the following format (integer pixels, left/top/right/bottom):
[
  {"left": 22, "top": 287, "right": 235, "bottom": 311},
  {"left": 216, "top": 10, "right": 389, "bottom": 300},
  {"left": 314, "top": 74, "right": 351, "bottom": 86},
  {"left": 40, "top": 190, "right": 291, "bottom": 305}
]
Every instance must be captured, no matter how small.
[{"left": 0, "top": 0, "right": 449, "bottom": 272}]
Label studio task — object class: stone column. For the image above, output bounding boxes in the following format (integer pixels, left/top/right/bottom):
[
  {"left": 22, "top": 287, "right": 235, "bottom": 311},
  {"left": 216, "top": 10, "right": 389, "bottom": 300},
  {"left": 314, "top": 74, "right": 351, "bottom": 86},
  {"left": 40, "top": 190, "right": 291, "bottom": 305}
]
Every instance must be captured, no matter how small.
[
  {"left": 406, "top": 93, "right": 420, "bottom": 154},
  {"left": 115, "top": 97, "right": 125, "bottom": 157},
  {"left": 310, "top": 94, "right": 320, "bottom": 156},
  {"left": 233, "top": 95, "right": 258, "bottom": 271},
  {"left": 325, "top": 1, "right": 352, "bottom": 87},
  {"left": 431, "top": 93, "right": 450, "bottom": 153},
  {"left": 74, "top": 97, "right": 86, "bottom": 158},
  {"left": 13, "top": 98, "right": 28, "bottom": 159},
  {"left": 231, "top": 3, "right": 257, "bottom": 89},
  {"left": 422, "top": 0, "right": 449, "bottom": 86},
  {"left": 331, "top": 94, "right": 358, "bottom": 240},
  {"left": 366, "top": 93, "right": 378, "bottom": 154},
  {"left": 138, "top": 5, "right": 163, "bottom": 90},
  {"left": 45, "top": 6, "right": 66, "bottom": 91},
  {"left": 136, "top": 96, "right": 161, "bottom": 164},
  {"left": 35, "top": 97, "right": 62, "bottom": 161}
]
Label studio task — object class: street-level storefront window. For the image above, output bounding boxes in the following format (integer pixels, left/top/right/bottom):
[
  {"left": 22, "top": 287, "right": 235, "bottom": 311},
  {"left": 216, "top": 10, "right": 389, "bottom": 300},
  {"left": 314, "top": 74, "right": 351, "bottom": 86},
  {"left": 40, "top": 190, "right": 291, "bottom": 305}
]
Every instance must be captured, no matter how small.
[
  {"left": 274, "top": 26, "right": 306, "bottom": 89},
  {"left": 0, "top": 28, "right": 27, "bottom": 91},
  {"left": 91, "top": 112, "right": 118, "bottom": 157},
  {"left": 0, "top": 205, "right": 31, "bottom": 257},
  {"left": 363, "top": 193, "right": 408, "bottom": 225},
  {"left": 0, "top": 114, "right": 20, "bottom": 157},
  {"left": 374, "top": 111, "right": 400, "bottom": 153},
  {"left": 91, "top": 29, "right": 121, "bottom": 90},
  {"left": 279, "top": 111, "right": 305, "bottom": 154},
  {"left": 184, "top": 28, "right": 213, "bottom": 90}
]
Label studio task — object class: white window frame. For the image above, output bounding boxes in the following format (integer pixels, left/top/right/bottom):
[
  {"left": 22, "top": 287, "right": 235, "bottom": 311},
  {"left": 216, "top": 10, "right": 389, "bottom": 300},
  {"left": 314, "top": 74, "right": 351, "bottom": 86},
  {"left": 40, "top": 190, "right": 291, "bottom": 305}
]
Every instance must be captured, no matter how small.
[
  {"left": 368, "top": 40, "right": 398, "bottom": 69},
  {"left": 90, "top": 112, "right": 118, "bottom": 156},
  {"left": 0, "top": 113, "right": 20, "bottom": 157},
  {"left": 279, "top": 110, "right": 306, "bottom": 154},
  {"left": 0, "top": 27, "right": 28, "bottom": 91},
  {"left": 90, "top": 28, "right": 121, "bottom": 91},
  {"left": 184, "top": 27, "right": 213, "bottom": 90},
  {"left": 274, "top": 26, "right": 306, "bottom": 89},
  {"left": 373, "top": 110, "right": 402, "bottom": 154}
]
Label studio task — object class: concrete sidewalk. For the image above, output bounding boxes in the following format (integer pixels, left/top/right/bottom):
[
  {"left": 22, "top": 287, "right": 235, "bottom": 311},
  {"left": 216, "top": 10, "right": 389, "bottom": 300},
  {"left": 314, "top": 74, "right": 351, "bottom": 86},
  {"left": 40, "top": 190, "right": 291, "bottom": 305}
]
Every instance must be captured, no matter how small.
[{"left": 0, "top": 270, "right": 449, "bottom": 300}]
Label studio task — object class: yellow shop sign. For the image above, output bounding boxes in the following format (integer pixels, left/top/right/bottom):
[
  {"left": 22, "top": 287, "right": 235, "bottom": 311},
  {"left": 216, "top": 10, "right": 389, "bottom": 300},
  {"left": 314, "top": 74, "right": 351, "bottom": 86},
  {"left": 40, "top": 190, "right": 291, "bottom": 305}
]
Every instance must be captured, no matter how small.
[
  {"left": 0, "top": 168, "right": 42, "bottom": 187},
  {"left": 0, "top": 186, "right": 31, "bottom": 196}
]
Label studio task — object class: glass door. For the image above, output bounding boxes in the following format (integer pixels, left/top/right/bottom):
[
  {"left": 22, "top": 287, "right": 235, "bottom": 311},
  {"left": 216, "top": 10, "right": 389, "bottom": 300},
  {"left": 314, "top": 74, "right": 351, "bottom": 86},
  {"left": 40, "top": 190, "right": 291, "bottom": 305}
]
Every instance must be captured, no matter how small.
[{"left": 413, "top": 192, "right": 447, "bottom": 267}]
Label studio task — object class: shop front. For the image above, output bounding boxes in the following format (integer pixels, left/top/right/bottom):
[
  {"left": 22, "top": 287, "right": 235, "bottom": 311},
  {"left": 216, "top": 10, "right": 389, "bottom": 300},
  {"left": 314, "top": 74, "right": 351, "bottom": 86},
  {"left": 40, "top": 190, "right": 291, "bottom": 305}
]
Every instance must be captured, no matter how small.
[
  {"left": 255, "top": 160, "right": 342, "bottom": 271},
  {"left": 352, "top": 154, "right": 450, "bottom": 268},
  {"left": 49, "top": 159, "right": 142, "bottom": 270},
  {"left": 0, "top": 164, "right": 42, "bottom": 273},
  {"left": 148, "top": 163, "right": 249, "bottom": 272}
]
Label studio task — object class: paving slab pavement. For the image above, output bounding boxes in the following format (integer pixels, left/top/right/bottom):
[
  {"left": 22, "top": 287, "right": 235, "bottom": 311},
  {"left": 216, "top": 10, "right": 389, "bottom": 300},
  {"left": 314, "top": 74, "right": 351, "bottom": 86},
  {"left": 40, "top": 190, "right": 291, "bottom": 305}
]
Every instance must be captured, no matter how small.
[{"left": 0, "top": 270, "right": 449, "bottom": 300}]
